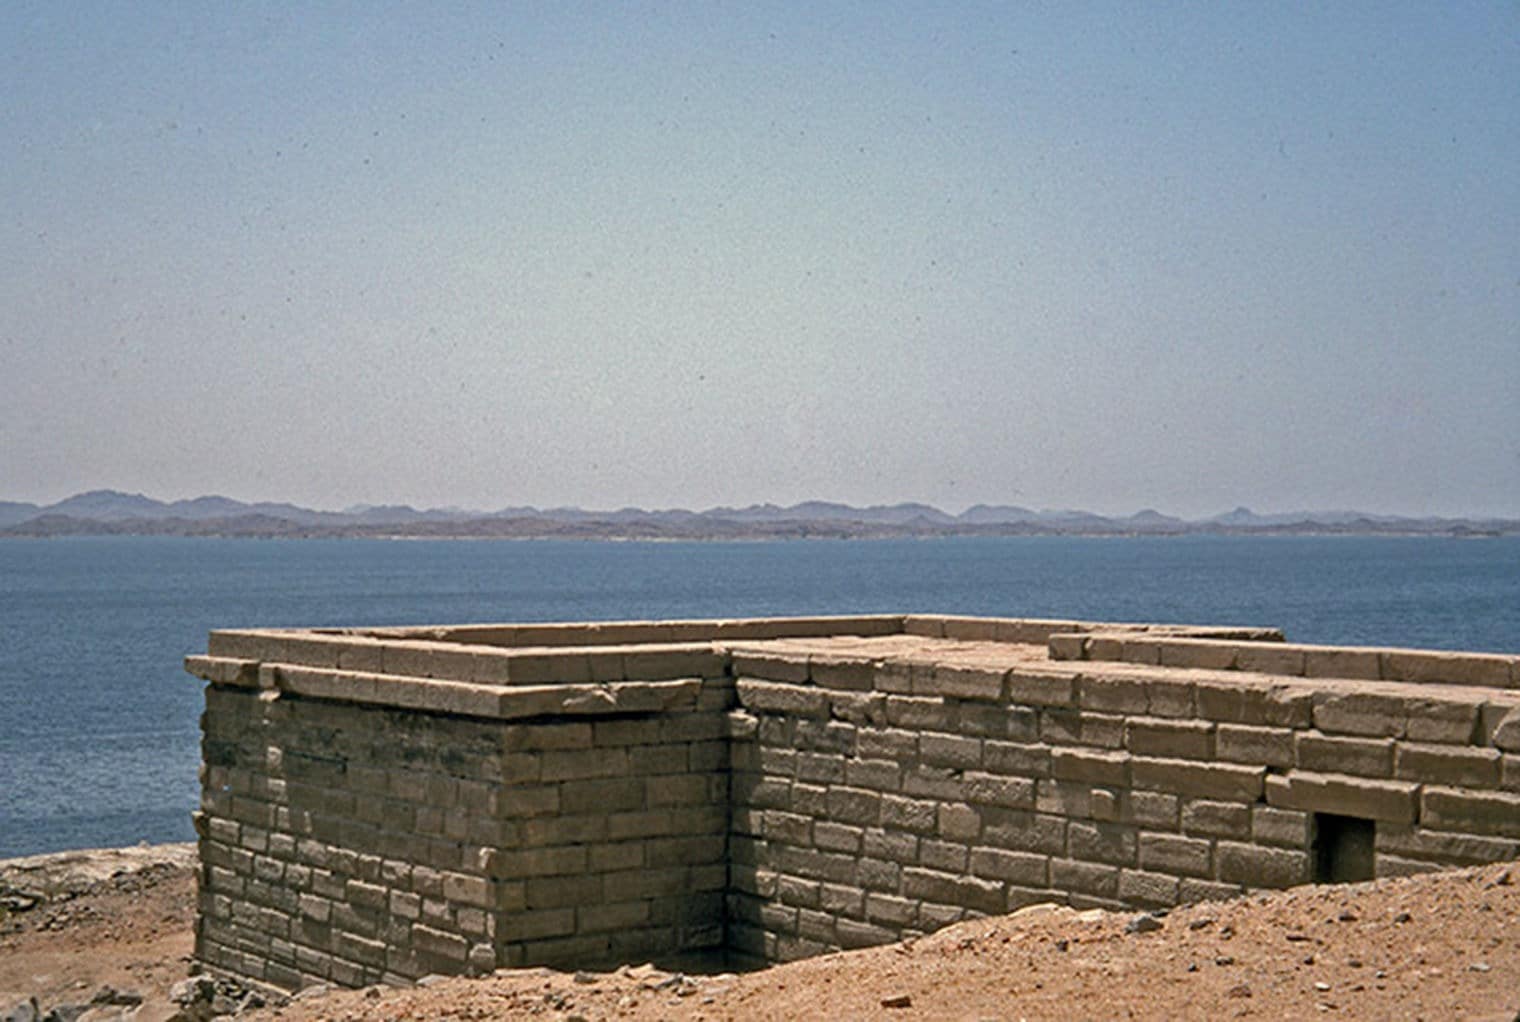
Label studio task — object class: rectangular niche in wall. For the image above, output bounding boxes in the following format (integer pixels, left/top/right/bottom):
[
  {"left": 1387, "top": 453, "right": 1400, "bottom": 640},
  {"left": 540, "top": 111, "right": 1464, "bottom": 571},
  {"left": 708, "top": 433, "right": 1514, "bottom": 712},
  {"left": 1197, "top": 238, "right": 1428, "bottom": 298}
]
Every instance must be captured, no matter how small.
[{"left": 1313, "top": 814, "right": 1376, "bottom": 884}]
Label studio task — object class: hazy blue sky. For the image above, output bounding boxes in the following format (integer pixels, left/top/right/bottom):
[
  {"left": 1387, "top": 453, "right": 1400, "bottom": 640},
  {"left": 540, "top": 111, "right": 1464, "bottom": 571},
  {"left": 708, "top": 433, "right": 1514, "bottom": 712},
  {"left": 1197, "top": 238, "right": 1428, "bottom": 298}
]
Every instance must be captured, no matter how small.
[{"left": 3, "top": 3, "right": 1516, "bottom": 517}]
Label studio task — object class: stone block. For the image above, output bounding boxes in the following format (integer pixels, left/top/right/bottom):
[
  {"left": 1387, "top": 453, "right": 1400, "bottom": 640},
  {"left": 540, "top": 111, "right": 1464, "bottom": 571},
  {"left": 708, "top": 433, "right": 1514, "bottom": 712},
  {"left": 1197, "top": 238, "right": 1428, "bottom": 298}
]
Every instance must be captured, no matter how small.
[
  {"left": 1194, "top": 679, "right": 1312, "bottom": 727},
  {"left": 1135, "top": 678, "right": 1194, "bottom": 723},
  {"left": 736, "top": 679, "right": 828, "bottom": 718},
  {"left": 1215, "top": 724, "right": 1294, "bottom": 768},
  {"left": 1130, "top": 756, "right": 1264, "bottom": 801},
  {"left": 1295, "top": 733, "right": 1394, "bottom": 777},
  {"left": 1489, "top": 707, "right": 1520, "bottom": 752},
  {"left": 411, "top": 923, "right": 470, "bottom": 962},
  {"left": 1234, "top": 644, "right": 1306, "bottom": 677},
  {"left": 880, "top": 795, "right": 939, "bottom": 834},
  {"left": 1402, "top": 696, "right": 1482, "bottom": 744},
  {"left": 865, "top": 893, "right": 917, "bottom": 928},
  {"left": 1051, "top": 748, "right": 1130, "bottom": 787},
  {"left": 813, "top": 821, "right": 864, "bottom": 853},
  {"left": 1312, "top": 689, "right": 1406, "bottom": 738},
  {"left": 886, "top": 695, "right": 950, "bottom": 730},
  {"left": 731, "top": 651, "right": 810, "bottom": 683},
  {"left": 1125, "top": 718, "right": 1214, "bottom": 760},
  {"left": 1006, "top": 668, "right": 1076, "bottom": 708},
  {"left": 333, "top": 931, "right": 387, "bottom": 968},
  {"left": 1381, "top": 650, "right": 1513, "bottom": 688},
  {"left": 1118, "top": 869, "right": 1179, "bottom": 908},
  {"left": 809, "top": 655, "right": 876, "bottom": 691},
  {"left": 1180, "top": 800, "right": 1250, "bottom": 840},
  {"left": 1215, "top": 842, "right": 1309, "bottom": 888},
  {"left": 1035, "top": 778, "right": 1093, "bottom": 818},
  {"left": 961, "top": 771, "right": 1036, "bottom": 810},
  {"left": 1179, "top": 878, "right": 1243, "bottom": 903},
  {"left": 1068, "top": 821, "right": 1138, "bottom": 866},
  {"left": 937, "top": 804, "right": 982, "bottom": 842},
  {"left": 1374, "top": 824, "right": 1520, "bottom": 865},
  {"left": 1264, "top": 771, "right": 1418, "bottom": 823},
  {"left": 1123, "top": 791, "right": 1180, "bottom": 829},
  {"left": 983, "top": 741, "right": 1051, "bottom": 777},
  {"left": 969, "top": 847, "right": 1048, "bottom": 886},
  {"left": 1420, "top": 786, "right": 1520, "bottom": 838},
  {"left": 817, "top": 788, "right": 875, "bottom": 829},
  {"left": 1040, "top": 709, "right": 1125, "bottom": 749},
  {"left": 862, "top": 827, "right": 919, "bottom": 865},
  {"left": 844, "top": 758, "right": 902, "bottom": 792},
  {"left": 919, "top": 838, "right": 968, "bottom": 872},
  {"left": 1050, "top": 859, "right": 1118, "bottom": 898},
  {"left": 1303, "top": 647, "right": 1381, "bottom": 680},
  {"left": 500, "top": 908, "right": 576, "bottom": 942},
  {"left": 1118, "top": 640, "right": 1162, "bottom": 666},
  {"left": 919, "top": 665, "right": 1006, "bottom": 702},
  {"left": 1138, "top": 832, "right": 1212, "bottom": 878},
  {"left": 1394, "top": 742, "right": 1501, "bottom": 788},
  {"left": 579, "top": 900, "right": 652, "bottom": 933},
  {"left": 1077, "top": 676, "right": 1149, "bottom": 715},
  {"left": 1252, "top": 806, "right": 1312, "bottom": 848},
  {"left": 1158, "top": 640, "right": 1239, "bottom": 671},
  {"left": 1047, "top": 634, "right": 1087, "bottom": 661},
  {"left": 920, "top": 733, "right": 983, "bottom": 769},
  {"left": 559, "top": 777, "right": 643, "bottom": 815}
]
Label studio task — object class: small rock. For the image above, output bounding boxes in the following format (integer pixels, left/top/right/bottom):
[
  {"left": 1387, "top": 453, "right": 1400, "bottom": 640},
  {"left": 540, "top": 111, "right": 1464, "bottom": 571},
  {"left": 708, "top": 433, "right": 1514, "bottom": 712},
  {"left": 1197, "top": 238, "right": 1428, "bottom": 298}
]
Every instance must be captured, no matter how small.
[
  {"left": 1188, "top": 917, "right": 1214, "bottom": 931},
  {"left": 1285, "top": 933, "right": 1310, "bottom": 942},
  {"left": 1215, "top": 956, "right": 1235, "bottom": 966},
  {"left": 168, "top": 976, "right": 217, "bottom": 1007},
  {"left": 3, "top": 999, "right": 41, "bottom": 1022},
  {"left": 88, "top": 989, "right": 141, "bottom": 1008},
  {"left": 415, "top": 975, "right": 450, "bottom": 989},
  {"left": 1053, "top": 938, "right": 1069, "bottom": 952},
  {"left": 1393, "top": 911, "right": 1412, "bottom": 924},
  {"left": 1227, "top": 983, "right": 1252, "bottom": 999},
  {"left": 881, "top": 994, "right": 913, "bottom": 1009},
  {"left": 573, "top": 971, "right": 597, "bottom": 985},
  {"left": 1314, "top": 982, "right": 1331, "bottom": 992},
  {"left": 1337, "top": 909, "right": 1358, "bottom": 922},
  {"left": 41, "top": 1006, "right": 89, "bottom": 1022},
  {"left": 1126, "top": 913, "right": 1163, "bottom": 935},
  {"left": 1471, "top": 962, "right": 1492, "bottom": 973}
]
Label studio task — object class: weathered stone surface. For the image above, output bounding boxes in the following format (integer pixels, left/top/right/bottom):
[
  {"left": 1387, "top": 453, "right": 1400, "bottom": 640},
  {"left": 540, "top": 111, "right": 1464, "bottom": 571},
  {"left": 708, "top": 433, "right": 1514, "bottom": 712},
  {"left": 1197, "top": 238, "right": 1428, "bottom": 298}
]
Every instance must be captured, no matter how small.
[
  {"left": 1265, "top": 771, "right": 1419, "bottom": 823},
  {"left": 187, "top": 614, "right": 1520, "bottom": 991}
]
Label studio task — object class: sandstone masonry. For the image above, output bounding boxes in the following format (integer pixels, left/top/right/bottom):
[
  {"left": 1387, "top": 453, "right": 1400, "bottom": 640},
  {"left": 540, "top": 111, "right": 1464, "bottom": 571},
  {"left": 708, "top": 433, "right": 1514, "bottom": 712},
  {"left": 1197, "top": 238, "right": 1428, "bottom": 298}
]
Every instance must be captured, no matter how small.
[{"left": 186, "top": 615, "right": 1520, "bottom": 989}]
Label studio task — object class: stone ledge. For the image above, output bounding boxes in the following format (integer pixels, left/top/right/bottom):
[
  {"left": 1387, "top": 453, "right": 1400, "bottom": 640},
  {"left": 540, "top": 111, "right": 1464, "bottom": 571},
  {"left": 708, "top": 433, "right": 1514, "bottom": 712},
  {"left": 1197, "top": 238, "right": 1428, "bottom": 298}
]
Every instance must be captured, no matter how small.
[{"left": 260, "top": 664, "right": 705, "bottom": 720}]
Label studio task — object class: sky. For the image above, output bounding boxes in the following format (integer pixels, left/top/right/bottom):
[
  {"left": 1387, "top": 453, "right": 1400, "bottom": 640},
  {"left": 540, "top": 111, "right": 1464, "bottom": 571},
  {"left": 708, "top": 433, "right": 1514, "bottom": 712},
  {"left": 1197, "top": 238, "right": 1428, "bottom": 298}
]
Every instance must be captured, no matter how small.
[{"left": 2, "top": 3, "right": 1516, "bottom": 518}]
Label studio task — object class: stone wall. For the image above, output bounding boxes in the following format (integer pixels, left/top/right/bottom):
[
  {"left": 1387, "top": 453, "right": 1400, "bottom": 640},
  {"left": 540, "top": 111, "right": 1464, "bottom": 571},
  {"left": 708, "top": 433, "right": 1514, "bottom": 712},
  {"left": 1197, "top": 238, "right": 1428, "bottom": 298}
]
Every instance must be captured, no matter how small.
[
  {"left": 723, "top": 626, "right": 1520, "bottom": 964},
  {"left": 185, "top": 615, "right": 1520, "bottom": 990}
]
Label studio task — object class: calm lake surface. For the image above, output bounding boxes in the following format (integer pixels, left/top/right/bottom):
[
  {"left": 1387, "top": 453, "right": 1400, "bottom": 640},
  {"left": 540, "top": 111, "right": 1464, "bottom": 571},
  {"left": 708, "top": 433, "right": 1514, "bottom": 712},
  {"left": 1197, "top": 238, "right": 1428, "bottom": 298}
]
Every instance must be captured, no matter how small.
[{"left": 2, "top": 535, "right": 1517, "bottom": 858}]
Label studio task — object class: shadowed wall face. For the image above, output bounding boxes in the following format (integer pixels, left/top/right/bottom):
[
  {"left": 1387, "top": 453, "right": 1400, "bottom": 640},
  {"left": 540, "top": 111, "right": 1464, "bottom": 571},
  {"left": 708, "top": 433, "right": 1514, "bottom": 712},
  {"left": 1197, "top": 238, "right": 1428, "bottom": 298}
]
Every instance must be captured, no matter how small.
[{"left": 186, "top": 615, "right": 1520, "bottom": 990}]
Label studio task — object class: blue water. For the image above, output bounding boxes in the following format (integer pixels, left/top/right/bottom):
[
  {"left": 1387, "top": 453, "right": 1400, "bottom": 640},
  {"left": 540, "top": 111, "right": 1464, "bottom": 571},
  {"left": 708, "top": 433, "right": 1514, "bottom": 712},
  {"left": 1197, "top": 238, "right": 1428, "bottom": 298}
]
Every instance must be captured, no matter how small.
[{"left": 1, "top": 535, "right": 1516, "bottom": 858}]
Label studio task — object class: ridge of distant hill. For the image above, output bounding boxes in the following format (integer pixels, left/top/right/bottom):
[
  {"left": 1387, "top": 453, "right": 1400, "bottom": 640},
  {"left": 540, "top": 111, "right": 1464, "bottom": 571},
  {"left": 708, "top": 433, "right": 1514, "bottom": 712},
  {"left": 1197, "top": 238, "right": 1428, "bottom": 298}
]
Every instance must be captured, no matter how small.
[{"left": 0, "top": 490, "right": 1515, "bottom": 539}]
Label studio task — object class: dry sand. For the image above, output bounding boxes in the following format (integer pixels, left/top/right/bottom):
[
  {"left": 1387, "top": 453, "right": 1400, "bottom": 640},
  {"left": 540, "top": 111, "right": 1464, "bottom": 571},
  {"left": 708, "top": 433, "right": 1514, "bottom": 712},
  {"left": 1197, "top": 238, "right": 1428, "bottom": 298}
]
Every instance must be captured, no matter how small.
[{"left": 4, "top": 845, "right": 1518, "bottom": 1021}]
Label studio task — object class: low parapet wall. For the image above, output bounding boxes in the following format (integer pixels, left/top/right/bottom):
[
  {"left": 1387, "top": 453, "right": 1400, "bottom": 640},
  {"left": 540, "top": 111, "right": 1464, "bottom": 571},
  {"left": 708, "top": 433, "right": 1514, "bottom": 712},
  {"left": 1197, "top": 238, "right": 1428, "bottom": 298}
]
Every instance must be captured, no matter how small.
[{"left": 185, "top": 615, "right": 1520, "bottom": 990}]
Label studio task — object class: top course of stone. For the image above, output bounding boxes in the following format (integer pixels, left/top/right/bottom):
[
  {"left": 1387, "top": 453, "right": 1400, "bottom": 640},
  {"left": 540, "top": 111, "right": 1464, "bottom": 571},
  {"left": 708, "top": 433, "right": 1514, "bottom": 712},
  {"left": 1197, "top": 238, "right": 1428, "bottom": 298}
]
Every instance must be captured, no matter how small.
[{"left": 185, "top": 615, "right": 1520, "bottom": 725}]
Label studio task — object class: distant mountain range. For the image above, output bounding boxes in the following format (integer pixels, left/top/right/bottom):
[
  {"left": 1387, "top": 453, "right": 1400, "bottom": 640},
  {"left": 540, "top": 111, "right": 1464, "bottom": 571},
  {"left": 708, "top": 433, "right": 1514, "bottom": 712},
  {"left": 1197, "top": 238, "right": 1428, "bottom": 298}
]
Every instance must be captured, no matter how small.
[{"left": 0, "top": 490, "right": 1514, "bottom": 539}]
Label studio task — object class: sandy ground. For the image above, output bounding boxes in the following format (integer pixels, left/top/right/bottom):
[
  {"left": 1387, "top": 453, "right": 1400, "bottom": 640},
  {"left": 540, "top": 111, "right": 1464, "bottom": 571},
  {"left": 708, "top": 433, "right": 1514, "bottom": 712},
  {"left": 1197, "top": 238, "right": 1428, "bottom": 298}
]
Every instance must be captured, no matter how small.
[{"left": 4, "top": 844, "right": 1518, "bottom": 1021}]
